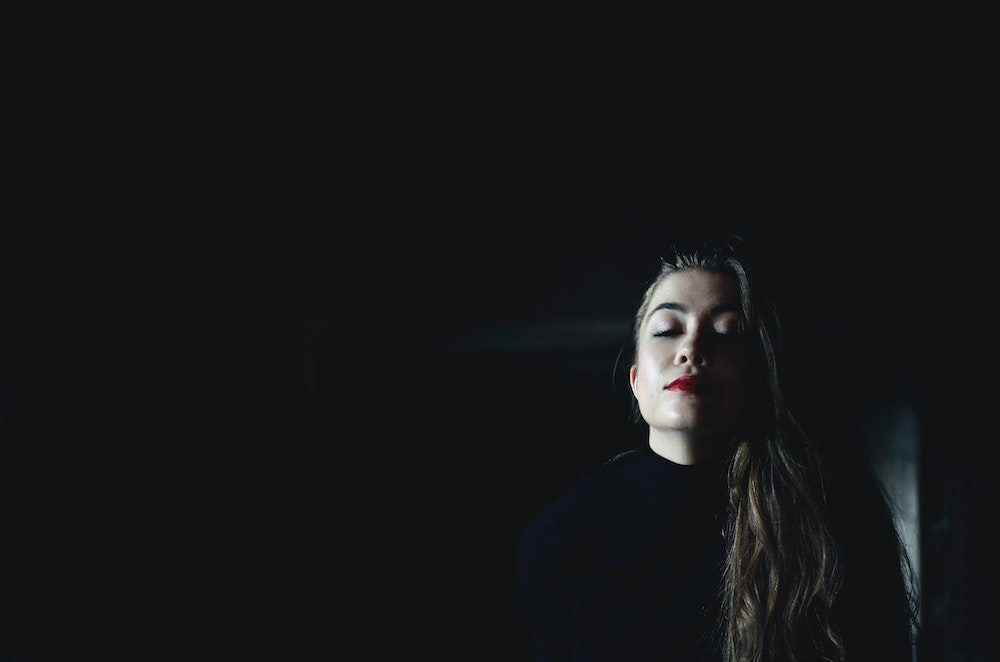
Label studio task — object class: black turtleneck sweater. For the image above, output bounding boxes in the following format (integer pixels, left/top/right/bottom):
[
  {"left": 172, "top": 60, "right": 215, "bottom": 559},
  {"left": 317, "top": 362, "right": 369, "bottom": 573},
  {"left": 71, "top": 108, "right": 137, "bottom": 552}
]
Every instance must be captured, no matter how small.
[
  {"left": 518, "top": 444, "right": 729, "bottom": 661},
  {"left": 517, "top": 442, "right": 915, "bottom": 662}
]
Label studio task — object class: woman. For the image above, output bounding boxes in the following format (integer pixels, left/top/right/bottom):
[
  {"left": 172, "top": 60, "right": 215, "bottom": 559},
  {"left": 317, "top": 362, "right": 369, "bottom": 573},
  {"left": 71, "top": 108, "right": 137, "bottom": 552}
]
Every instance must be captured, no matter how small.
[{"left": 517, "top": 234, "right": 919, "bottom": 661}]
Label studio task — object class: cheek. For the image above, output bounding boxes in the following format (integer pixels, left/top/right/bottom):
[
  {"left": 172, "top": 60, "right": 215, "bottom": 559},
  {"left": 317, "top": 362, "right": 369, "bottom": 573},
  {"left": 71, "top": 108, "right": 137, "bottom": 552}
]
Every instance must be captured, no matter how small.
[
  {"left": 719, "top": 356, "right": 755, "bottom": 400},
  {"left": 634, "top": 360, "right": 667, "bottom": 400},
  {"left": 636, "top": 343, "right": 670, "bottom": 373}
]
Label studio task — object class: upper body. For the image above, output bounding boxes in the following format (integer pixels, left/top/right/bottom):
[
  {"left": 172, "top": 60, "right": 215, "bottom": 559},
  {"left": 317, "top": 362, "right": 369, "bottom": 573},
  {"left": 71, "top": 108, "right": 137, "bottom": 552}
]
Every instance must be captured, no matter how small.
[{"left": 517, "top": 235, "right": 918, "bottom": 662}]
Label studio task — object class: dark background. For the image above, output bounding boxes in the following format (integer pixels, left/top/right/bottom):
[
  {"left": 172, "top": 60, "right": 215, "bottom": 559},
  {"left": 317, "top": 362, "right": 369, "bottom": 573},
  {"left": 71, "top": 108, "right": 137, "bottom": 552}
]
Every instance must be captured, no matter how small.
[
  {"left": 2, "top": 28, "right": 992, "bottom": 660},
  {"left": 1, "top": 206, "right": 989, "bottom": 662}
]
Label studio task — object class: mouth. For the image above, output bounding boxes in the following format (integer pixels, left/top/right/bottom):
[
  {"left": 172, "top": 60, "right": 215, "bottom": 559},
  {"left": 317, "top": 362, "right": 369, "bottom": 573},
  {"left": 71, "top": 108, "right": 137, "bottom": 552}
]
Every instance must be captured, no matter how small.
[{"left": 666, "top": 375, "right": 710, "bottom": 394}]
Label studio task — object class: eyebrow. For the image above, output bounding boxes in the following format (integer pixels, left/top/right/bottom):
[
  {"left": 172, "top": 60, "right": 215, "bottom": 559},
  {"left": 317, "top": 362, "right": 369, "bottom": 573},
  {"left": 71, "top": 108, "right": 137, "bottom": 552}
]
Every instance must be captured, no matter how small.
[{"left": 647, "top": 301, "right": 742, "bottom": 321}]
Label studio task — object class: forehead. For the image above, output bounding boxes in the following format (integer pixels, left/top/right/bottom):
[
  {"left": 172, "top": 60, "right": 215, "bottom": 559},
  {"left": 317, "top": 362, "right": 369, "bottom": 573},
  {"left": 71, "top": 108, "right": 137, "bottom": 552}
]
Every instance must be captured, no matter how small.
[{"left": 649, "top": 269, "right": 741, "bottom": 313}]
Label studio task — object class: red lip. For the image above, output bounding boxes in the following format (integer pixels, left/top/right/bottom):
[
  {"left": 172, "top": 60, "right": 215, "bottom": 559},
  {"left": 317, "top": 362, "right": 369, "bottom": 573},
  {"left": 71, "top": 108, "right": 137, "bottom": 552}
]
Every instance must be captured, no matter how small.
[{"left": 667, "top": 375, "right": 704, "bottom": 393}]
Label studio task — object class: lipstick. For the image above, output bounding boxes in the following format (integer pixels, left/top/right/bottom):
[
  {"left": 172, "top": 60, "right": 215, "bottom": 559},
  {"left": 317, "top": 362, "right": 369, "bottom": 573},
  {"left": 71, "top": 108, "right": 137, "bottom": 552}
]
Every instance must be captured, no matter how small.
[{"left": 667, "top": 375, "right": 701, "bottom": 393}]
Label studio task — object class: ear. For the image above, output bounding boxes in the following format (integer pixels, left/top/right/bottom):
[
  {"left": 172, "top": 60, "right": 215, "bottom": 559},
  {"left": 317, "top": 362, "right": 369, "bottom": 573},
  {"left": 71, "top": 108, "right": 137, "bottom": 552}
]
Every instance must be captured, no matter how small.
[{"left": 628, "top": 364, "right": 639, "bottom": 399}]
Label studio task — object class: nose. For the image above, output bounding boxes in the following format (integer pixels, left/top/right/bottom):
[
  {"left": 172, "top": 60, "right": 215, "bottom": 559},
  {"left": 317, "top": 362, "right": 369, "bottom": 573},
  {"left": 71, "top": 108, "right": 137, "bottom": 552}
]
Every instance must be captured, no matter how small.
[{"left": 675, "top": 331, "right": 708, "bottom": 367}]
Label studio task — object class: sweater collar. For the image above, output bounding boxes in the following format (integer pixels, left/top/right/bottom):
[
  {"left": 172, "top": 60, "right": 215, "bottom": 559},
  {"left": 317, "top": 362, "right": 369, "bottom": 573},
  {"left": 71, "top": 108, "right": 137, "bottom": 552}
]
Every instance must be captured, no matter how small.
[{"left": 625, "top": 441, "right": 729, "bottom": 512}]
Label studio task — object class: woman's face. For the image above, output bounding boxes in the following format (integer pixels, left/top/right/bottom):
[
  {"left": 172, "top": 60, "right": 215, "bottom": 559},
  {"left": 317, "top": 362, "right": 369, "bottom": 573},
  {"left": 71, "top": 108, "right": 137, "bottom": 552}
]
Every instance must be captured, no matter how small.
[{"left": 629, "top": 269, "right": 754, "bottom": 453}]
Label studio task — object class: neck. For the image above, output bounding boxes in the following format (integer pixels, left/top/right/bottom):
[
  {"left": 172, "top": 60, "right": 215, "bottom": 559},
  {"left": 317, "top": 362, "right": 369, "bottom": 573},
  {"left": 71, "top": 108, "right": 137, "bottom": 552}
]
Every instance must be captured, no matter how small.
[{"left": 647, "top": 428, "right": 729, "bottom": 465}]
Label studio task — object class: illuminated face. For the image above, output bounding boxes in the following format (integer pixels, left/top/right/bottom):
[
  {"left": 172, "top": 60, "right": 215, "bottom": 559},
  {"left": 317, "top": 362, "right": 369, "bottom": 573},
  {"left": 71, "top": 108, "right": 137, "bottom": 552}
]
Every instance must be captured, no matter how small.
[{"left": 629, "top": 269, "right": 753, "bottom": 457}]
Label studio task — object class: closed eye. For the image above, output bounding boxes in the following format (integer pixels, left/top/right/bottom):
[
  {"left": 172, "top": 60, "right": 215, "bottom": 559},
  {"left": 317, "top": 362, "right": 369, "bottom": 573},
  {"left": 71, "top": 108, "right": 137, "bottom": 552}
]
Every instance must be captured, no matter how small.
[
  {"left": 715, "top": 330, "right": 748, "bottom": 342},
  {"left": 653, "top": 329, "right": 745, "bottom": 339}
]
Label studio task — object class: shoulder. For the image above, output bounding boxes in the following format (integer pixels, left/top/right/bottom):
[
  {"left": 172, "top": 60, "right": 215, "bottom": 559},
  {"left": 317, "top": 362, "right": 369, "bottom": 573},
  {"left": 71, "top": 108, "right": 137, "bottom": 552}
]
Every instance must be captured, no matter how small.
[{"left": 519, "top": 450, "right": 639, "bottom": 558}]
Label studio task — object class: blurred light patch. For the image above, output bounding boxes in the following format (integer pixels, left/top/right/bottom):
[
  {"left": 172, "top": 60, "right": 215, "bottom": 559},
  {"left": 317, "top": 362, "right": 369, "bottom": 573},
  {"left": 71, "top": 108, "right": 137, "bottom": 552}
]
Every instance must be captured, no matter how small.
[{"left": 862, "top": 396, "right": 921, "bottom": 620}]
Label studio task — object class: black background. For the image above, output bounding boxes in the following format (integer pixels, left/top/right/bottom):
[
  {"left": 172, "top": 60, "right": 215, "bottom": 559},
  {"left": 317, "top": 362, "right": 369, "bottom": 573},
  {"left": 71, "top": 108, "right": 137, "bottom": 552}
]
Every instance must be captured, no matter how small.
[
  {"left": 2, "top": 196, "right": 989, "bottom": 662},
  {"left": 2, "top": 28, "right": 992, "bottom": 661}
]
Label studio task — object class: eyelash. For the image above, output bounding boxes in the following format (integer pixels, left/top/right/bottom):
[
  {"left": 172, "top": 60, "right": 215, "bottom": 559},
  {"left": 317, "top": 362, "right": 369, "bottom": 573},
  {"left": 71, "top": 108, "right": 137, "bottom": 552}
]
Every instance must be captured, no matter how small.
[{"left": 652, "top": 330, "right": 742, "bottom": 338}]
